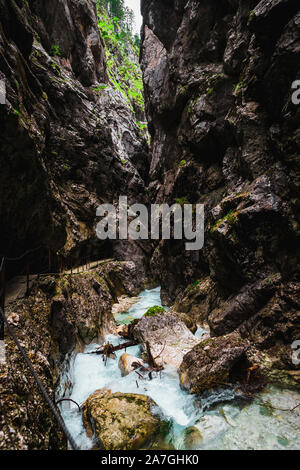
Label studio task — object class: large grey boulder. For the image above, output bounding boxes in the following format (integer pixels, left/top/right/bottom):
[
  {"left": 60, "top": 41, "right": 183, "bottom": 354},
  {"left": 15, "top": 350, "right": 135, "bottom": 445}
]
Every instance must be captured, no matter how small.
[
  {"left": 133, "top": 312, "right": 200, "bottom": 369},
  {"left": 179, "top": 332, "right": 250, "bottom": 394}
]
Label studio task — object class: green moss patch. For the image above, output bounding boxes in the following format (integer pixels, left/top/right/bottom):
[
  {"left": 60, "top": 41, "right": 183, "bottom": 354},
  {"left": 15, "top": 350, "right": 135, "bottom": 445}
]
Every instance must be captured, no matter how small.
[{"left": 144, "top": 306, "right": 166, "bottom": 317}]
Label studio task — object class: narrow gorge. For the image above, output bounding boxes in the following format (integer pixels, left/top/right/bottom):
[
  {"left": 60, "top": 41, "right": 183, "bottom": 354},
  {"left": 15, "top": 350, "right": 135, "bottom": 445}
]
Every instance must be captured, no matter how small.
[{"left": 0, "top": 0, "right": 299, "bottom": 452}]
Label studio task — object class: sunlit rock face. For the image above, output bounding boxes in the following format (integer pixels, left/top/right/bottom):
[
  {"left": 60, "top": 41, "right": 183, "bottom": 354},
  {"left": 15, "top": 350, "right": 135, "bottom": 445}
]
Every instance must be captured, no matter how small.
[
  {"left": 141, "top": 0, "right": 300, "bottom": 369},
  {"left": 0, "top": 0, "right": 149, "bottom": 272}
]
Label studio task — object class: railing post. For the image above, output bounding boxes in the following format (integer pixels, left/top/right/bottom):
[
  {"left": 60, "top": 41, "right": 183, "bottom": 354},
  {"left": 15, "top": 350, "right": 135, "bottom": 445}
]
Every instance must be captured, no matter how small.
[{"left": 0, "top": 259, "right": 6, "bottom": 340}]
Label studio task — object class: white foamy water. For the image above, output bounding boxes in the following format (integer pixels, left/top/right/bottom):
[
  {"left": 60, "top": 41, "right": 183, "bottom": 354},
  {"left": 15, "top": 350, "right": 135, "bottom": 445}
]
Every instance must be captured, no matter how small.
[{"left": 58, "top": 287, "right": 300, "bottom": 450}]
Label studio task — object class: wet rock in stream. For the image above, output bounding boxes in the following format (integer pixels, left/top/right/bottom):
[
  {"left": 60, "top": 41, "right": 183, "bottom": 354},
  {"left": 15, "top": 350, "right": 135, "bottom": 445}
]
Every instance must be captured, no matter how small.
[
  {"left": 133, "top": 312, "right": 201, "bottom": 369},
  {"left": 82, "top": 389, "right": 165, "bottom": 450},
  {"left": 118, "top": 353, "right": 145, "bottom": 377},
  {"left": 179, "top": 332, "right": 250, "bottom": 394}
]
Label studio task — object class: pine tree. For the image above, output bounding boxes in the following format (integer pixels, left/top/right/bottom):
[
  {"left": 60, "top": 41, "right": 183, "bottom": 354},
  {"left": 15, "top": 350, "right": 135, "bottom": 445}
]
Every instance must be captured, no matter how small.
[{"left": 97, "top": 0, "right": 139, "bottom": 44}]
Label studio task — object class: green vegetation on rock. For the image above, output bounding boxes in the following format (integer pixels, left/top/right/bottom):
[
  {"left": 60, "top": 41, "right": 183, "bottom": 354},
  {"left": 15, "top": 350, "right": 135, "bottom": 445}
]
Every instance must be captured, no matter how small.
[
  {"left": 210, "top": 209, "right": 239, "bottom": 233},
  {"left": 175, "top": 197, "right": 189, "bottom": 206},
  {"left": 50, "top": 44, "right": 61, "bottom": 57},
  {"left": 96, "top": 3, "right": 144, "bottom": 117},
  {"left": 144, "top": 306, "right": 166, "bottom": 317}
]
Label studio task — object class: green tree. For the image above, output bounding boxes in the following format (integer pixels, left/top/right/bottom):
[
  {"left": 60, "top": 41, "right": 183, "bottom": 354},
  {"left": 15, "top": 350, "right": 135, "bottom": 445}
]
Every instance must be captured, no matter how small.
[
  {"left": 98, "top": 1, "right": 138, "bottom": 32},
  {"left": 98, "top": 0, "right": 125, "bottom": 20}
]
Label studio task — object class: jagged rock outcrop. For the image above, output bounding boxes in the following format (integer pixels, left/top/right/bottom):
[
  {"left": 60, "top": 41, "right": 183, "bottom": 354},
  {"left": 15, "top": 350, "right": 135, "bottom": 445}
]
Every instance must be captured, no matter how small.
[
  {"left": 82, "top": 389, "right": 163, "bottom": 450},
  {"left": 141, "top": 0, "right": 300, "bottom": 373},
  {"left": 0, "top": 0, "right": 149, "bottom": 272},
  {"left": 0, "top": 260, "right": 145, "bottom": 450}
]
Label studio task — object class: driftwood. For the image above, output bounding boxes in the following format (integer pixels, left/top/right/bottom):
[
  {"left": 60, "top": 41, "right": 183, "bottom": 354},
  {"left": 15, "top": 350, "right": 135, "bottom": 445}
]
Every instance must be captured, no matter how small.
[
  {"left": 88, "top": 338, "right": 165, "bottom": 378},
  {"left": 89, "top": 340, "right": 139, "bottom": 356},
  {"left": 130, "top": 342, "right": 164, "bottom": 383},
  {"left": 118, "top": 319, "right": 139, "bottom": 340},
  {"left": 153, "top": 341, "right": 167, "bottom": 362},
  {"left": 88, "top": 340, "right": 139, "bottom": 366},
  {"left": 145, "top": 341, "right": 156, "bottom": 369},
  {"left": 145, "top": 341, "right": 164, "bottom": 372}
]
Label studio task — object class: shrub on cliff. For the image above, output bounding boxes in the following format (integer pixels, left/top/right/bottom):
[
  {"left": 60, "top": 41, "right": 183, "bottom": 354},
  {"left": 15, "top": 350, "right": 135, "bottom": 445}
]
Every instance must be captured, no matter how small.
[{"left": 144, "top": 306, "right": 166, "bottom": 317}]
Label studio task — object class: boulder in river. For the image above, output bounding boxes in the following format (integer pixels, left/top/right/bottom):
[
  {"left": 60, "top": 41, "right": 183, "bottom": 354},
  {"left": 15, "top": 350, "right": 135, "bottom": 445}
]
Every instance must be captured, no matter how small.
[
  {"left": 182, "top": 426, "right": 203, "bottom": 449},
  {"left": 133, "top": 312, "right": 200, "bottom": 369},
  {"left": 118, "top": 353, "right": 144, "bottom": 376},
  {"left": 179, "top": 332, "right": 250, "bottom": 393},
  {"left": 82, "top": 389, "right": 163, "bottom": 450},
  {"left": 180, "top": 414, "right": 229, "bottom": 449}
]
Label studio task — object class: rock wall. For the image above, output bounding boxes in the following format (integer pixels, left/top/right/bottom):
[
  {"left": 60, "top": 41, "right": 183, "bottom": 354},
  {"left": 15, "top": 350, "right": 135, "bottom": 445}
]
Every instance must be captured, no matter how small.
[
  {"left": 0, "top": 260, "right": 146, "bottom": 450},
  {"left": 1, "top": 0, "right": 300, "bottom": 450},
  {"left": 0, "top": 0, "right": 149, "bottom": 272},
  {"left": 141, "top": 0, "right": 300, "bottom": 367}
]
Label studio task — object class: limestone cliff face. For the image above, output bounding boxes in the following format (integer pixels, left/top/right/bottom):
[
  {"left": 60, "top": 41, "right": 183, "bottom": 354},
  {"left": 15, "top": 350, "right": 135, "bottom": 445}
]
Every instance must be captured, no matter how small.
[
  {"left": 0, "top": 0, "right": 149, "bottom": 270},
  {"left": 141, "top": 0, "right": 300, "bottom": 364}
]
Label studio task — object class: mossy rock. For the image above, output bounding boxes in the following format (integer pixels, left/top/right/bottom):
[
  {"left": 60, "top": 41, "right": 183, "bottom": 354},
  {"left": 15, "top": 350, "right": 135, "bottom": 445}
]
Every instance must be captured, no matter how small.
[
  {"left": 82, "top": 389, "right": 164, "bottom": 450},
  {"left": 144, "top": 306, "right": 166, "bottom": 317}
]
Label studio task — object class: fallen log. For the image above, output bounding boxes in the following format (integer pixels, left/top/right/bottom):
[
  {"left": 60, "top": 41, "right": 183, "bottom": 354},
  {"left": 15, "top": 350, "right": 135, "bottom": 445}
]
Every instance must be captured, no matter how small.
[
  {"left": 89, "top": 340, "right": 139, "bottom": 356},
  {"left": 145, "top": 341, "right": 164, "bottom": 372},
  {"left": 135, "top": 370, "right": 144, "bottom": 380},
  {"left": 145, "top": 341, "right": 155, "bottom": 368}
]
